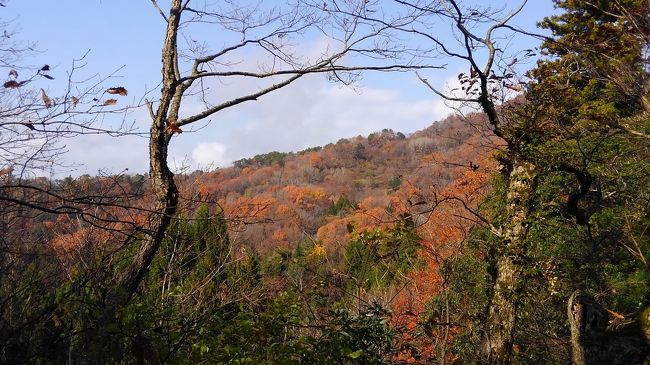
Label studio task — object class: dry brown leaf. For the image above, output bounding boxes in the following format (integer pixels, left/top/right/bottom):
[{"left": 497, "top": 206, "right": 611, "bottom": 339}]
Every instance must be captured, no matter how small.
[
  {"left": 71, "top": 96, "right": 79, "bottom": 106},
  {"left": 606, "top": 309, "right": 625, "bottom": 320},
  {"left": 3, "top": 80, "right": 19, "bottom": 88},
  {"left": 41, "top": 89, "right": 53, "bottom": 108},
  {"left": 106, "top": 87, "right": 128, "bottom": 96},
  {"left": 3, "top": 80, "right": 27, "bottom": 88},
  {"left": 8, "top": 69, "right": 17, "bottom": 78},
  {"left": 103, "top": 98, "right": 117, "bottom": 106},
  {"left": 41, "top": 64, "right": 50, "bottom": 71},
  {"left": 164, "top": 120, "right": 183, "bottom": 135}
]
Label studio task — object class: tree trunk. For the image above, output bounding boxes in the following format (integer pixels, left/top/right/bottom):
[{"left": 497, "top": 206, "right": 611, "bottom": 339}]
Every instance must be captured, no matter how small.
[
  {"left": 481, "top": 160, "right": 537, "bottom": 364},
  {"left": 115, "top": 0, "right": 182, "bottom": 300},
  {"left": 568, "top": 291, "right": 648, "bottom": 365},
  {"left": 117, "top": 129, "right": 178, "bottom": 298}
]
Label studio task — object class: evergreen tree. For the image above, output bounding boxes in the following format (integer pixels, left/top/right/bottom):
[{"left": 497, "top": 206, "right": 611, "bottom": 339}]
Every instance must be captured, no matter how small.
[{"left": 450, "top": 1, "right": 650, "bottom": 362}]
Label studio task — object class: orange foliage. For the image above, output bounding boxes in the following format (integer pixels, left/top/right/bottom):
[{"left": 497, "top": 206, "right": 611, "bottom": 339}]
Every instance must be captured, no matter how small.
[
  {"left": 17, "top": 110, "right": 499, "bottom": 361},
  {"left": 388, "top": 156, "right": 493, "bottom": 363},
  {"left": 281, "top": 185, "right": 330, "bottom": 211},
  {"left": 317, "top": 216, "right": 353, "bottom": 247},
  {"left": 308, "top": 153, "right": 324, "bottom": 169}
]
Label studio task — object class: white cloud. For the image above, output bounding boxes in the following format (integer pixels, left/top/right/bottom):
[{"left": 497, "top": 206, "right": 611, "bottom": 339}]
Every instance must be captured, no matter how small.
[
  {"left": 56, "top": 73, "right": 454, "bottom": 175},
  {"left": 152, "top": 72, "right": 456, "bottom": 171},
  {"left": 191, "top": 142, "right": 229, "bottom": 169},
  {"left": 63, "top": 134, "right": 149, "bottom": 176},
  {"left": 54, "top": 36, "right": 459, "bottom": 175}
]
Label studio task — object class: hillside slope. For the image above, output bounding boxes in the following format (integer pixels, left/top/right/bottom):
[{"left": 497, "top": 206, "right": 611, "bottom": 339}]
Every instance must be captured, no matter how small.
[{"left": 181, "top": 112, "right": 497, "bottom": 256}]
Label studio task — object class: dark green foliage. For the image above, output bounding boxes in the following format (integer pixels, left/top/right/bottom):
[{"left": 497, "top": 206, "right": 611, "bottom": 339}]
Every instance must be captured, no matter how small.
[
  {"left": 345, "top": 215, "right": 421, "bottom": 290},
  {"left": 262, "top": 248, "right": 292, "bottom": 276},
  {"left": 188, "top": 204, "right": 230, "bottom": 281},
  {"left": 388, "top": 175, "right": 402, "bottom": 192},
  {"left": 297, "top": 146, "right": 323, "bottom": 155},
  {"left": 300, "top": 303, "right": 396, "bottom": 365},
  {"left": 353, "top": 143, "right": 367, "bottom": 161},
  {"left": 233, "top": 151, "right": 289, "bottom": 168},
  {"left": 0, "top": 240, "right": 73, "bottom": 364},
  {"left": 177, "top": 293, "right": 397, "bottom": 365},
  {"left": 424, "top": 238, "right": 491, "bottom": 363},
  {"left": 10, "top": 202, "right": 402, "bottom": 364},
  {"left": 330, "top": 195, "right": 357, "bottom": 216},
  {"left": 439, "top": 1, "right": 650, "bottom": 361}
]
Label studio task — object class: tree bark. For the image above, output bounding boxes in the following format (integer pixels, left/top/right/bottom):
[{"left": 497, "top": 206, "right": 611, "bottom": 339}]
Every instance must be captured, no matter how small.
[
  {"left": 481, "top": 160, "right": 537, "bottom": 364},
  {"left": 115, "top": 0, "right": 182, "bottom": 300},
  {"left": 568, "top": 291, "right": 648, "bottom": 365}
]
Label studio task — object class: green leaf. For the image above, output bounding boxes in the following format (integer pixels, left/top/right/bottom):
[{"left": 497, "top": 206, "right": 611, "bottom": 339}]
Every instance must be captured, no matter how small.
[{"left": 347, "top": 349, "right": 364, "bottom": 359}]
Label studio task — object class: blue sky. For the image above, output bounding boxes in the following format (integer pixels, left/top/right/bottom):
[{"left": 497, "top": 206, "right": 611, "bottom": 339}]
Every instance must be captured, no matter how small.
[{"left": 3, "top": 1, "right": 557, "bottom": 176}]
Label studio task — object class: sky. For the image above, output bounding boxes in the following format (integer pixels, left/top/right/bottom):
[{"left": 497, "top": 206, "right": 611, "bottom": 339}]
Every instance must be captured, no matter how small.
[{"left": 2, "top": 0, "right": 557, "bottom": 176}]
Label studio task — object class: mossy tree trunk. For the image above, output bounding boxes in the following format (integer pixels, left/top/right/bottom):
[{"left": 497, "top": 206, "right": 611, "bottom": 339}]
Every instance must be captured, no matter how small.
[{"left": 480, "top": 161, "right": 537, "bottom": 364}]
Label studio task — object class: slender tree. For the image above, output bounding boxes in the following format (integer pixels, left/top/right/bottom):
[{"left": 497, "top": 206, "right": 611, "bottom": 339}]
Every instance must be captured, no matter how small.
[{"left": 115, "top": 0, "right": 441, "bottom": 304}]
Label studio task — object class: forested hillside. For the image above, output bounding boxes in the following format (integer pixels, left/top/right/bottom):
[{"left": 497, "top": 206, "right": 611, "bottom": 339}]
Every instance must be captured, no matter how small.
[
  {"left": 184, "top": 113, "right": 493, "bottom": 254},
  {"left": 1, "top": 0, "right": 649, "bottom": 364},
  {"left": 6, "top": 111, "right": 488, "bottom": 360},
  {"left": 7, "top": 112, "right": 493, "bottom": 363}
]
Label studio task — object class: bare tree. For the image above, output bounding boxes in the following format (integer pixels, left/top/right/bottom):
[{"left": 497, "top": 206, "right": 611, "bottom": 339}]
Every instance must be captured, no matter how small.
[{"left": 114, "top": 0, "right": 441, "bottom": 304}]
